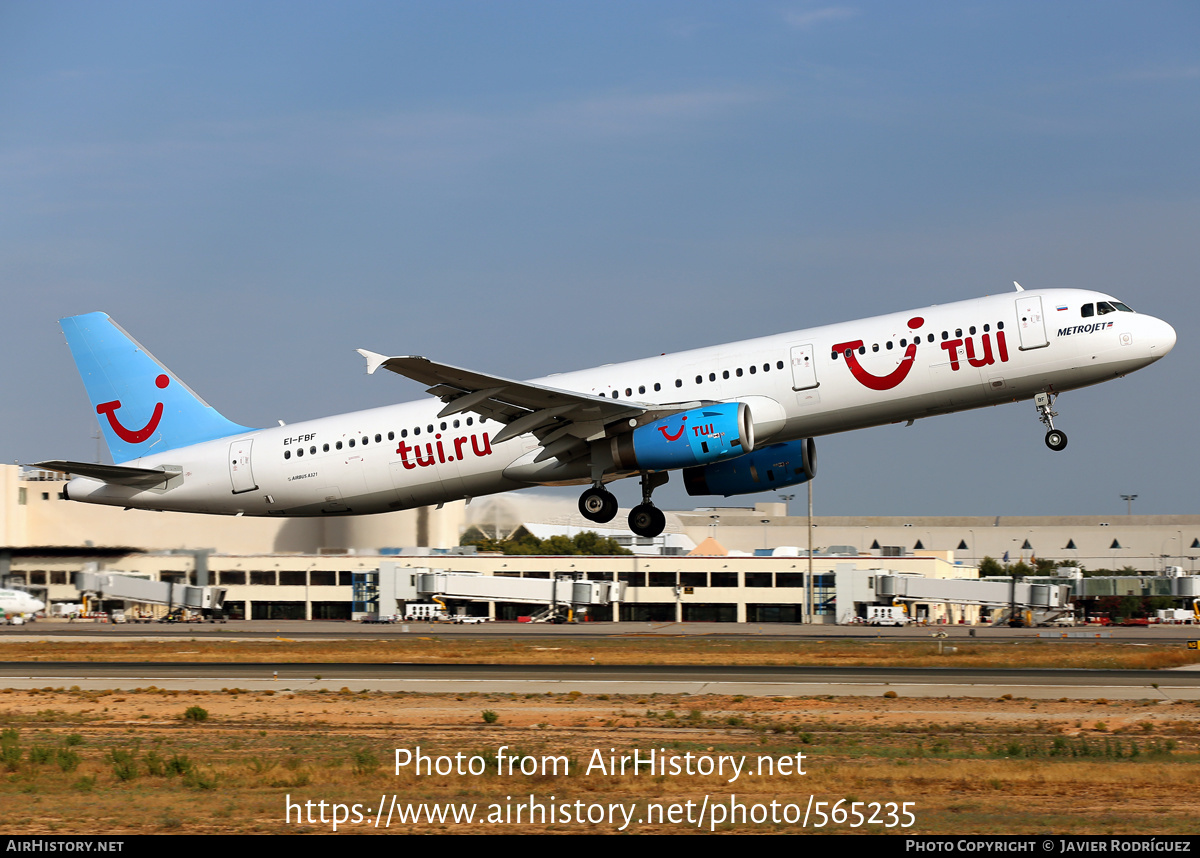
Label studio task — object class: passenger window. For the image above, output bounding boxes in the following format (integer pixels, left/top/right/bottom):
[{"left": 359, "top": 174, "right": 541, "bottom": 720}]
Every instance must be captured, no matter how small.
[
  {"left": 654, "top": 383, "right": 661, "bottom": 392},
  {"left": 336, "top": 441, "right": 343, "bottom": 450},
  {"left": 375, "top": 434, "right": 382, "bottom": 443},
  {"left": 776, "top": 361, "right": 783, "bottom": 369},
  {"left": 349, "top": 439, "right": 355, "bottom": 447},
  {"left": 387, "top": 432, "right": 394, "bottom": 441},
  {"left": 886, "top": 341, "right": 893, "bottom": 350},
  {"left": 749, "top": 365, "right": 756, "bottom": 374},
  {"left": 638, "top": 385, "right": 645, "bottom": 394},
  {"left": 362, "top": 437, "right": 368, "bottom": 445},
  {"left": 625, "top": 388, "right": 632, "bottom": 397},
  {"left": 695, "top": 375, "right": 702, "bottom": 384},
  {"left": 467, "top": 417, "right": 474, "bottom": 425},
  {"left": 297, "top": 448, "right": 304, "bottom": 457},
  {"left": 284, "top": 450, "right": 291, "bottom": 460},
  {"left": 675, "top": 379, "right": 682, "bottom": 388},
  {"left": 872, "top": 344, "right": 879, "bottom": 352},
  {"left": 736, "top": 368, "right": 743, "bottom": 377},
  {"left": 323, "top": 443, "right": 329, "bottom": 452},
  {"left": 722, "top": 370, "right": 729, "bottom": 379}
]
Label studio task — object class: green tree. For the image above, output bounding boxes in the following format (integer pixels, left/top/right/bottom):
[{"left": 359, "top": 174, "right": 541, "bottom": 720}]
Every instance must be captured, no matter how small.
[{"left": 978, "top": 556, "right": 1005, "bottom": 577}]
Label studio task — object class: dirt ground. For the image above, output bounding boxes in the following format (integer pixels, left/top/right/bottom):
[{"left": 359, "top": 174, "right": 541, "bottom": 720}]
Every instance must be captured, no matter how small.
[{"left": 2, "top": 684, "right": 1199, "bottom": 835}]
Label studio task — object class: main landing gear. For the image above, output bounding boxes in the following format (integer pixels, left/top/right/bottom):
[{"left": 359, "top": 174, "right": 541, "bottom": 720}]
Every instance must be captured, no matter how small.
[
  {"left": 577, "top": 472, "right": 669, "bottom": 538},
  {"left": 578, "top": 485, "right": 618, "bottom": 523},
  {"left": 628, "top": 471, "right": 668, "bottom": 539},
  {"left": 1035, "top": 391, "right": 1068, "bottom": 451}
]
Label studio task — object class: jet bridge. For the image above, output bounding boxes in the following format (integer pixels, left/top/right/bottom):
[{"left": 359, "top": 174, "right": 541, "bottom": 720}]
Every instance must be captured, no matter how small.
[
  {"left": 874, "top": 574, "right": 1072, "bottom": 624},
  {"left": 75, "top": 571, "right": 226, "bottom": 614},
  {"left": 375, "top": 563, "right": 623, "bottom": 622}
]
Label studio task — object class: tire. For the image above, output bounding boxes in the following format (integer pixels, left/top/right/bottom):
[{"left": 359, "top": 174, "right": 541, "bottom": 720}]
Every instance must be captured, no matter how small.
[
  {"left": 1045, "top": 430, "right": 1068, "bottom": 451},
  {"left": 578, "top": 487, "right": 618, "bottom": 522},
  {"left": 628, "top": 503, "right": 666, "bottom": 538}
]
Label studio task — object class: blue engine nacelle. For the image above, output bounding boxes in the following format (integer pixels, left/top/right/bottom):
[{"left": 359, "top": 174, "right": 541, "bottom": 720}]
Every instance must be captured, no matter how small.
[
  {"left": 610, "top": 402, "right": 754, "bottom": 471},
  {"left": 682, "top": 437, "right": 816, "bottom": 497}
]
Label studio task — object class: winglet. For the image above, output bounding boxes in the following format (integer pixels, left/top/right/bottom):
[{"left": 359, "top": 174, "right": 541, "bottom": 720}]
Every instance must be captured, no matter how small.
[
  {"left": 356, "top": 349, "right": 390, "bottom": 375},
  {"left": 1013, "top": 281, "right": 1024, "bottom": 292}
]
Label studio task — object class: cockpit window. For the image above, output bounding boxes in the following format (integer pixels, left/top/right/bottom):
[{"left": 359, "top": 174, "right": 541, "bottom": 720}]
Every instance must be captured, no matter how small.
[
  {"left": 1097, "top": 301, "right": 1116, "bottom": 315},
  {"left": 1081, "top": 303, "right": 1094, "bottom": 317},
  {"left": 1112, "top": 301, "right": 1133, "bottom": 312}
]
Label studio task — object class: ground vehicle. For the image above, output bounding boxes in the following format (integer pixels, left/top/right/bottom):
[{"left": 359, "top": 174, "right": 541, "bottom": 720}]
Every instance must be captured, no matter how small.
[{"left": 867, "top": 605, "right": 910, "bottom": 626}]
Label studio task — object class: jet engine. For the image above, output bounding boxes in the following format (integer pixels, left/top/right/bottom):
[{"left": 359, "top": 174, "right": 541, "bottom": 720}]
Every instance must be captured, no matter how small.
[
  {"left": 609, "top": 402, "right": 754, "bottom": 471},
  {"left": 682, "top": 437, "right": 816, "bottom": 497}
]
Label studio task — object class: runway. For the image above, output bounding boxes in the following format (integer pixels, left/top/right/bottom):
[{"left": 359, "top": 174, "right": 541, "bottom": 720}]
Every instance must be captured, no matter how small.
[
  {"left": 2, "top": 661, "right": 1198, "bottom": 699},
  {"left": 4, "top": 618, "right": 1197, "bottom": 642}
]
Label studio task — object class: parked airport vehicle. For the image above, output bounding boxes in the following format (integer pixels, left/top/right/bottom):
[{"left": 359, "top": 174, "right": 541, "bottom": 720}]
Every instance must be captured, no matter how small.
[
  {"left": 35, "top": 285, "right": 1174, "bottom": 538},
  {"left": 867, "top": 606, "right": 910, "bottom": 626}
]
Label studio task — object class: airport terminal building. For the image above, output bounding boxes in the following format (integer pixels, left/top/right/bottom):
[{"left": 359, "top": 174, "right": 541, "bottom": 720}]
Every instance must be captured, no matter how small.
[{"left": 2, "top": 465, "right": 1196, "bottom": 624}]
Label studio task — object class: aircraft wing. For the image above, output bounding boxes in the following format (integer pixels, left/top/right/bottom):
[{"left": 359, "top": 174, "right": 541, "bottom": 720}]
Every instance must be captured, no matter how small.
[
  {"left": 357, "top": 351, "right": 690, "bottom": 461},
  {"left": 30, "top": 461, "right": 179, "bottom": 488}
]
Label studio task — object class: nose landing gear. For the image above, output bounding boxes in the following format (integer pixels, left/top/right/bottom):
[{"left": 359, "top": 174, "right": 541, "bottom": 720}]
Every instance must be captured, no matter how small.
[{"left": 1035, "top": 392, "right": 1068, "bottom": 451}]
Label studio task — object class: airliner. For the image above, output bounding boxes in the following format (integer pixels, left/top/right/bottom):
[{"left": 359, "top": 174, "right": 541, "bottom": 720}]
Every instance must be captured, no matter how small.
[
  {"left": 34, "top": 284, "right": 1175, "bottom": 538},
  {"left": 0, "top": 588, "right": 46, "bottom": 617}
]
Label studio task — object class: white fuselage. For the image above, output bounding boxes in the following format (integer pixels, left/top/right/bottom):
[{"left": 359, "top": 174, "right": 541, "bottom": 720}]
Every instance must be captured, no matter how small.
[
  {"left": 0, "top": 589, "right": 45, "bottom": 615},
  {"left": 65, "top": 289, "right": 1175, "bottom": 516}
]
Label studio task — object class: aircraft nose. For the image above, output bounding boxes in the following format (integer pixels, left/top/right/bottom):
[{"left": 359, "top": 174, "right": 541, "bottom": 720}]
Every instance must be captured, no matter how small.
[{"left": 1150, "top": 316, "right": 1177, "bottom": 357}]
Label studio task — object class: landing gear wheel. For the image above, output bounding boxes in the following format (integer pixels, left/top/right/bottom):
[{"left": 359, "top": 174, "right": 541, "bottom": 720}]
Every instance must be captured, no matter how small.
[
  {"left": 578, "top": 487, "right": 618, "bottom": 523},
  {"left": 1045, "top": 430, "right": 1068, "bottom": 452},
  {"left": 628, "top": 503, "right": 666, "bottom": 538}
]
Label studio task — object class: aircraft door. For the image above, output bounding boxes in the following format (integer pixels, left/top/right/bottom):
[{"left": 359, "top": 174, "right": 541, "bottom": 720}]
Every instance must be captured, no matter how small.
[
  {"left": 790, "top": 344, "right": 819, "bottom": 391},
  {"left": 228, "top": 439, "right": 258, "bottom": 494},
  {"left": 1015, "top": 296, "right": 1049, "bottom": 350}
]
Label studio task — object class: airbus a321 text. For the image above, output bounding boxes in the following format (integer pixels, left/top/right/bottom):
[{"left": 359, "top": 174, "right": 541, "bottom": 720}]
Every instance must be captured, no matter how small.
[{"left": 34, "top": 284, "right": 1175, "bottom": 539}]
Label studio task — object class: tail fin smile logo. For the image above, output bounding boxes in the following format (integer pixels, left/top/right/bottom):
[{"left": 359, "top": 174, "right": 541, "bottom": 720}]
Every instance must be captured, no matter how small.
[{"left": 95, "top": 374, "right": 170, "bottom": 444}]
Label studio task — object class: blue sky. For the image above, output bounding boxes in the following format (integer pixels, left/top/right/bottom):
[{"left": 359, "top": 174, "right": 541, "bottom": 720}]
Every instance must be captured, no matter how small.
[{"left": 2, "top": 2, "right": 1197, "bottom": 516}]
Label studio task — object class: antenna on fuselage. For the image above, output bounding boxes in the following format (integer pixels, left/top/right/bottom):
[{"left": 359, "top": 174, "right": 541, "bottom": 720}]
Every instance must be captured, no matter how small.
[{"left": 1013, "top": 281, "right": 1024, "bottom": 292}]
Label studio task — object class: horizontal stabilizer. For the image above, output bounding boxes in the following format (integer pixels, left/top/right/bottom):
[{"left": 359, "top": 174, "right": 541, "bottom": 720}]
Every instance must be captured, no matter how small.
[{"left": 30, "top": 460, "right": 178, "bottom": 488}]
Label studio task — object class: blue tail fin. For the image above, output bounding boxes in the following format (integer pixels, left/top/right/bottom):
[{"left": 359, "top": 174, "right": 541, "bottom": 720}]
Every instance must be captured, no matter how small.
[{"left": 60, "top": 312, "right": 255, "bottom": 462}]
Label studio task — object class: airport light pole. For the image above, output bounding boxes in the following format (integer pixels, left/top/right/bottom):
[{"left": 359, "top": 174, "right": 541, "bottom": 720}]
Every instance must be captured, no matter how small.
[
  {"left": 806, "top": 482, "right": 814, "bottom": 624},
  {"left": 1121, "top": 494, "right": 1138, "bottom": 516}
]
